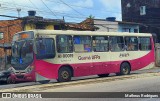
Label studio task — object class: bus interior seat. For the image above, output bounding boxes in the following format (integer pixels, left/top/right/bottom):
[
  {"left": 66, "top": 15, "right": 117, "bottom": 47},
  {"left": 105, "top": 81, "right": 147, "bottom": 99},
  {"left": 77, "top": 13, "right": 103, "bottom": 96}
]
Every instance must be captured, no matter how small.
[{"left": 74, "top": 44, "right": 84, "bottom": 52}]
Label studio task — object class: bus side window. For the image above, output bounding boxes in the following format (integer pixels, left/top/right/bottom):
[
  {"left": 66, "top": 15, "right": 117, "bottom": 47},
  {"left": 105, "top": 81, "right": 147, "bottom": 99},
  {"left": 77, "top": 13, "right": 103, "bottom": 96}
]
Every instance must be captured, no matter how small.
[
  {"left": 39, "top": 40, "right": 45, "bottom": 54},
  {"left": 92, "top": 36, "right": 109, "bottom": 52},
  {"left": 36, "top": 38, "right": 55, "bottom": 59},
  {"left": 56, "top": 35, "right": 73, "bottom": 53},
  {"left": 125, "top": 37, "right": 138, "bottom": 51},
  {"left": 109, "top": 36, "right": 124, "bottom": 52},
  {"left": 74, "top": 35, "right": 91, "bottom": 52}
]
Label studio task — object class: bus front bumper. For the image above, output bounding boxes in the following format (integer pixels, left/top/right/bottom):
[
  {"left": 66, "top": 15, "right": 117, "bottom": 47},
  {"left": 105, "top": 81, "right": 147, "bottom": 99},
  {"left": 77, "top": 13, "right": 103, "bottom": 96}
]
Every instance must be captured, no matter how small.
[{"left": 11, "top": 73, "right": 35, "bottom": 82}]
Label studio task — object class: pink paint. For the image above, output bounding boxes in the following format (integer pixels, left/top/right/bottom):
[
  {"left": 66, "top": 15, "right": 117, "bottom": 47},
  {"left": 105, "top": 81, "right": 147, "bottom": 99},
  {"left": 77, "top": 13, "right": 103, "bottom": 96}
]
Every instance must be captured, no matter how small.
[
  {"left": 34, "top": 37, "right": 155, "bottom": 80},
  {"left": 34, "top": 49, "right": 154, "bottom": 79},
  {"left": 34, "top": 60, "right": 61, "bottom": 79},
  {"left": 10, "top": 71, "right": 35, "bottom": 82}
]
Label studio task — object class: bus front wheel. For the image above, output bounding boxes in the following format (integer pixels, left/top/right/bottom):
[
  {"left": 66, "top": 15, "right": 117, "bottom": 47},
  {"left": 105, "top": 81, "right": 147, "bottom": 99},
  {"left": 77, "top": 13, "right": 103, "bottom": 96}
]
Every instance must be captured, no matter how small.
[
  {"left": 7, "top": 76, "right": 16, "bottom": 84},
  {"left": 57, "top": 67, "right": 72, "bottom": 82},
  {"left": 120, "top": 62, "right": 131, "bottom": 75}
]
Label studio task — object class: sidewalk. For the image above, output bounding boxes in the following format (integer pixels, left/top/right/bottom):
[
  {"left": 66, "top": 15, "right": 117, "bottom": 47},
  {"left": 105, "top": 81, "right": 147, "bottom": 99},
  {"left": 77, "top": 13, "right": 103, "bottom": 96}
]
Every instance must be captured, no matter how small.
[{"left": 132, "top": 67, "right": 160, "bottom": 74}]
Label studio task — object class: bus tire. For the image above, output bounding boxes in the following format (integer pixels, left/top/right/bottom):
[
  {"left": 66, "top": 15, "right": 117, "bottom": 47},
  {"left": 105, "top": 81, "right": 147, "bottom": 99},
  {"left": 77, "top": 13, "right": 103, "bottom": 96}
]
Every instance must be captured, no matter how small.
[
  {"left": 7, "top": 76, "right": 16, "bottom": 84},
  {"left": 38, "top": 80, "right": 50, "bottom": 84},
  {"left": 120, "top": 62, "right": 131, "bottom": 75},
  {"left": 98, "top": 74, "right": 109, "bottom": 77},
  {"left": 57, "top": 67, "right": 72, "bottom": 82}
]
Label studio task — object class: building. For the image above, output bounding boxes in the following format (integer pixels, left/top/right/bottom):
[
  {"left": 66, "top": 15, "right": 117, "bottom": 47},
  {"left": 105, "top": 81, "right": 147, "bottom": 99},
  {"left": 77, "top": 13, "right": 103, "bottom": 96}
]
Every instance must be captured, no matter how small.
[
  {"left": 0, "top": 11, "right": 65, "bottom": 67},
  {"left": 23, "top": 12, "right": 65, "bottom": 31},
  {"left": 66, "top": 18, "right": 140, "bottom": 33},
  {"left": 0, "top": 19, "right": 22, "bottom": 58},
  {"left": 66, "top": 18, "right": 98, "bottom": 31},
  {"left": 94, "top": 18, "right": 140, "bottom": 33},
  {"left": 121, "top": 0, "right": 160, "bottom": 40}
]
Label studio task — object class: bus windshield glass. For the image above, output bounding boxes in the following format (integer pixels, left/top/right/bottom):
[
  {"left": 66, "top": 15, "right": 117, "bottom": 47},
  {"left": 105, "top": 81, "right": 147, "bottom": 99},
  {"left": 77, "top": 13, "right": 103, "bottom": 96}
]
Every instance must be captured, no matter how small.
[{"left": 11, "top": 40, "right": 34, "bottom": 70}]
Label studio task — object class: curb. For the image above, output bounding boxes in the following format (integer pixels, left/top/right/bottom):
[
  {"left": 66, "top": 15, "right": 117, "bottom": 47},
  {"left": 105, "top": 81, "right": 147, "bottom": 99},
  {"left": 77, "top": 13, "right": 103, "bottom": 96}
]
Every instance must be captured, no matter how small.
[{"left": 0, "top": 72, "right": 160, "bottom": 92}]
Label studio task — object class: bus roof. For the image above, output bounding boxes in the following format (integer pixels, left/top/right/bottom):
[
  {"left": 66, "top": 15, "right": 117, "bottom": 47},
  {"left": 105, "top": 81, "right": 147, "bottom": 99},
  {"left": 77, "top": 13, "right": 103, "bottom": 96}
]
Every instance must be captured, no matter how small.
[{"left": 16, "top": 30, "right": 152, "bottom": 37}]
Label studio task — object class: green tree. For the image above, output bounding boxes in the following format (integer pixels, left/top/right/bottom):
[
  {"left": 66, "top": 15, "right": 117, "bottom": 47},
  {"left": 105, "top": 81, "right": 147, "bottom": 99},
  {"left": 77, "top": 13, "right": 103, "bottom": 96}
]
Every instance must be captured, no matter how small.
[{"left": 88, "top": 15, "right": 95, "bottom": 19}]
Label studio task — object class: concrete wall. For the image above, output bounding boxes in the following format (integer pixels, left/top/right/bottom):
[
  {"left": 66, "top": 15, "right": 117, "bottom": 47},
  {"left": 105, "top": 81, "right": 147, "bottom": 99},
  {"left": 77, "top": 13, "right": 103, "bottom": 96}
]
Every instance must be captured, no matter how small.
[
  {"left": 24, "top": 23, "right": 55, "bottom": 30},
  {"left": 94, "top": 20, "right": 139, "bottom": 33},
  {"left": 0, "top": 20, "right": 22, "bottom": 57},
  {"left": 118, "top": 24, "right": 139, "bottom": 33},
  {"left": 94, "top": 20, "right": 118, "bottom": 32}
]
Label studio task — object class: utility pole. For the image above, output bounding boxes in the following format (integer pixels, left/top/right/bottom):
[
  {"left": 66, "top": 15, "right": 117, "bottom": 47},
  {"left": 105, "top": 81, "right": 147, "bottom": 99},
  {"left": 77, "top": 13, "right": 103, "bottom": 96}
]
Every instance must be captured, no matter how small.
[{"left": 17, "top": 8, "right": 21, "bottom": 17}]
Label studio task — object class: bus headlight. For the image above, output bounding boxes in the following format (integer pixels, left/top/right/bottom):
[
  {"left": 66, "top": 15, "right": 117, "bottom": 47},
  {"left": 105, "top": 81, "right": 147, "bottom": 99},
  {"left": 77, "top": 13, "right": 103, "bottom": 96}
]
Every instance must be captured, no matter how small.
[
  {"left": 27, "top": 67, "right": 32, "bottom": 73},
  {"left": 26, "top": 66, "right": 34, "bottom": 73}
]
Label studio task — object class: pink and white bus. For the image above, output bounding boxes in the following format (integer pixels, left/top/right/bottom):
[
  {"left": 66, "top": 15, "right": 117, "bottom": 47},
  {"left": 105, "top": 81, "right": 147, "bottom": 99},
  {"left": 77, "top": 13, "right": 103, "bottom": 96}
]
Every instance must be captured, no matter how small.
[{"left": 9, "top": 30, "right": 155, "bottom": 83}]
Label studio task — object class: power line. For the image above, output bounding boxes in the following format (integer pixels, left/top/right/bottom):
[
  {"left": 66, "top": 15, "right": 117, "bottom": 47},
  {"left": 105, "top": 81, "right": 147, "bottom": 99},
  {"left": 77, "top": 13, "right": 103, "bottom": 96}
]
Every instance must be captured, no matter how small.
[
  {"left": 11, "top": 0, "right": 17, "bottom": 8},
  {"left": 0, "top": 0, "right": 121, "bottom": 22},
  {"left": 27, "top": 0, "right": 41, "bottom": 16},
  {"left": 46, "top": 0, "right": 121, "bottom": 14},
  {"left": 40, "top": 0, "right": 58, "bottom": 19},
  {"left": 58, "top": 0, "right": 85, "bottom": 16},
  {"left": 0, "top": 14, "right": 20, "bottom": 19},
  {"left": 1, "top": 4, "right": 160, "bottom": 22},
  {"left": 0, "top": 5, "right": 87, "bottom": 19}
]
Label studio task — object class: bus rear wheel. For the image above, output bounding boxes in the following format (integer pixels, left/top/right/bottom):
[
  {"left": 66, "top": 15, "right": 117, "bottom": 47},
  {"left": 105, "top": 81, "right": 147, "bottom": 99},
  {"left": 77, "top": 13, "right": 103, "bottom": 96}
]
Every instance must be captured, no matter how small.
[
  {"left": 98, "top": 74, "right": 109, "bottom": 77},
  {"left": 120, "top": 62, "right": 131, "bottom": 75},
  {"left": 57, "top": 67, "right": 72, "bottom": 82}
]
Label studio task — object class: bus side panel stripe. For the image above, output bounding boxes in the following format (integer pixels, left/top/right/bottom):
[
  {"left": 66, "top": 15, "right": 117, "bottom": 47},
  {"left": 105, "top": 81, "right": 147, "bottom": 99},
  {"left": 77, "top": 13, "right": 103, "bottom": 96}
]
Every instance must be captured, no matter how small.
[
  {"left": 34, "top": 49, "right": 154, "bottom": 79},
  {"left": 35, "top": 60, "right": 60, "bottom": 79}
]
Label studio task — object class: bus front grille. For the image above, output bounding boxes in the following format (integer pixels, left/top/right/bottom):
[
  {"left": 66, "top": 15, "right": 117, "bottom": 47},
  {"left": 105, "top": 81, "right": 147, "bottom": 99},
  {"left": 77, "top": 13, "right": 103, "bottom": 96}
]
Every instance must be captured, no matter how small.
[{"left": 16, "top": 75, "right": 24, "bottom": 79}]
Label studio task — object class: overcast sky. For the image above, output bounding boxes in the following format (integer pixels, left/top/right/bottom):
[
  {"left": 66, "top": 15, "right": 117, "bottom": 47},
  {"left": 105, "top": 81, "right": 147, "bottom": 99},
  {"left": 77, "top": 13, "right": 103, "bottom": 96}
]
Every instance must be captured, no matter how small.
[{"left": 0, "top": 0, "right": 121, "bottom": 22}]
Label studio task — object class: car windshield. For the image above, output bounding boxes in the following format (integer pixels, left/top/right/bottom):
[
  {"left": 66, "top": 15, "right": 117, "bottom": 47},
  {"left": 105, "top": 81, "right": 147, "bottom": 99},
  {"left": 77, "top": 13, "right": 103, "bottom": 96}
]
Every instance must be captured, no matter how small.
[{"left": 11, "top": 40, "right": 34, "bottom": 70}]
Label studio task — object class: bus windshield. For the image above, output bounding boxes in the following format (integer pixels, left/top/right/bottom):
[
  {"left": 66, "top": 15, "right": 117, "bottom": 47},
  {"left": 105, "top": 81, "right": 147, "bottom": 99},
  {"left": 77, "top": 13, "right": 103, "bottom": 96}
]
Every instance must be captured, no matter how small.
[{"left": 11, "top": 40, "right": 34, "bottom": 70}]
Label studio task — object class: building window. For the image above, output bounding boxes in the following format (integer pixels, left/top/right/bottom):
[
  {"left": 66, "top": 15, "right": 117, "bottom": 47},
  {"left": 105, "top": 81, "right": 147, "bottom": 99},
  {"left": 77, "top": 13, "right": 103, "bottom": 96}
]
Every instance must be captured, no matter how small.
[
  {"left": 134, "top": 29, "right": 138, "bottom": 33},
  {"left": 0, "top": 32, "right": 4, "bottom": 39},
  {"left": 126, "top": 3, "right": 131, "bottom": 8},
  {"left": 36, "top": 24, "right": 45, "bottom": 29},
  {"left": 140, "top": 6, "right": 146, "bottom": 15},
  {"left": 54, "top": 25, "right": 61, "bottom": 30},
  {"left": 125, "top": 37, "right": 138, "bottom": 51},
  {"left": 56, "top": 35, "right": 73, "bottom": 53},
  {"left": 73, "top": 35, "right": 91, "bottom": 52},
  {"left": 92, "top": 36, "right": 109, "bottom": 52},
  {"left": 122, "top": 28, "right": 131, "bottom": 32},
  {"left": 109, "top": 36, "right": 124, "bottom": 52}
]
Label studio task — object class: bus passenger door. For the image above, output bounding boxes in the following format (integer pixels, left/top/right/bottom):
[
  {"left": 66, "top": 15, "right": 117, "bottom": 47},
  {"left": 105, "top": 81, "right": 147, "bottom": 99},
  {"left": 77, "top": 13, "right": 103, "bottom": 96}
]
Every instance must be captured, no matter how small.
[
  {"left": 73, "top": 35, "right": 93, "bottom": 76},
  {"left": 73, "top": 53, "right": 93, "bottom": 76},
  {"left": 92, "top": 36, "right": 110, "bottom": 75},
  {"left": 92, "top": 52, "right": 110, "bottom": 75}
]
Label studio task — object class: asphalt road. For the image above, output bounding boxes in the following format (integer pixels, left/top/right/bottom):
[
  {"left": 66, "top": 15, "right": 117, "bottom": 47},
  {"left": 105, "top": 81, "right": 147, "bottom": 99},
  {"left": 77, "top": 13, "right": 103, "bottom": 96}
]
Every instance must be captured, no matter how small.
[
  {"left": 43, "top": 75, "right": 160, "bottom": 92},
  {"left": 0, "top": 67, "right": 160, "bottom": 90},
  {"left": 1, "top": 70, "right": 160, "bottom": 101},
  {"left": 40, "top": 76, "right": 160, "bottom": 101},
  {"left": 0, "top": 68, "right": 160, "bottom": 101}
]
